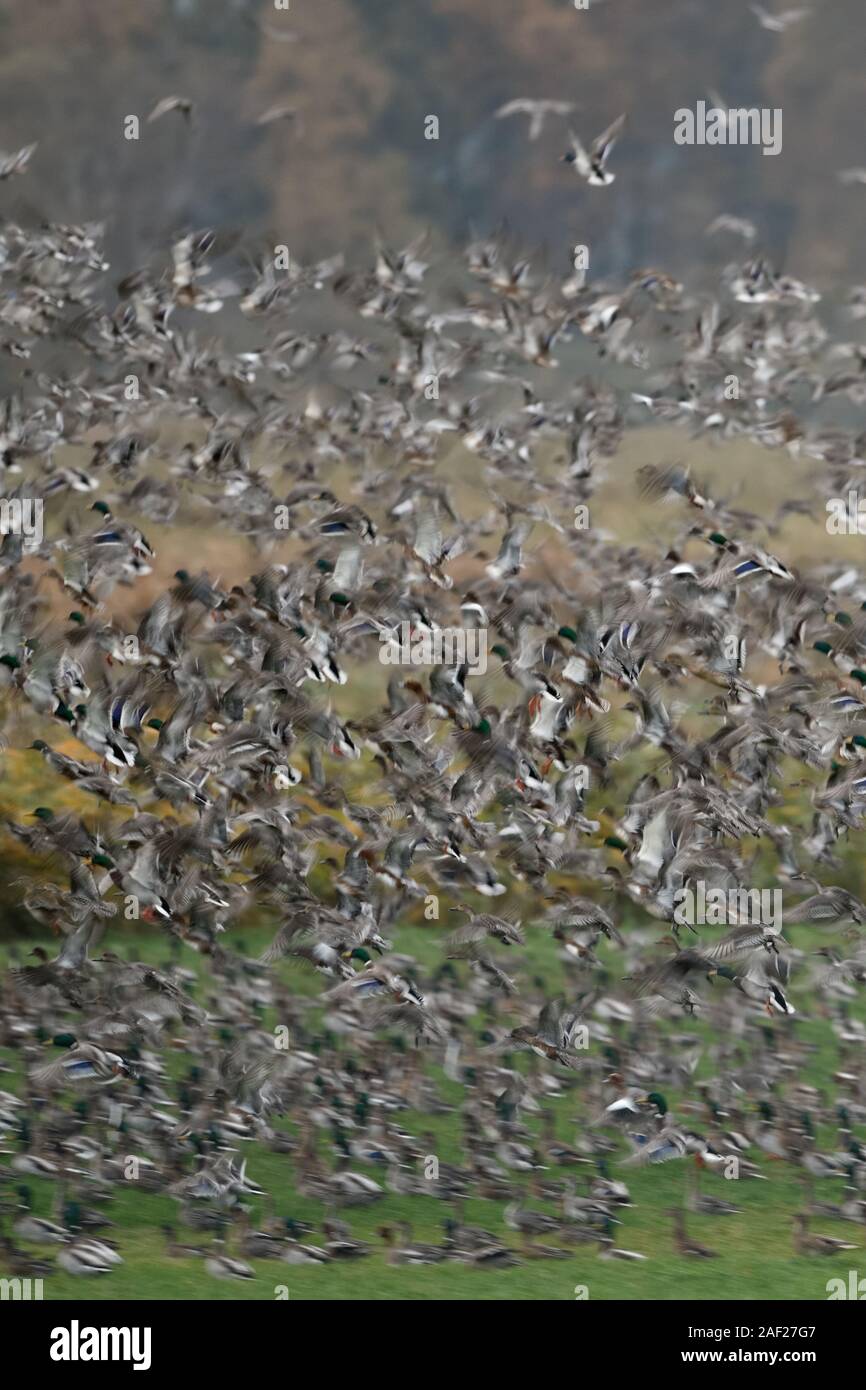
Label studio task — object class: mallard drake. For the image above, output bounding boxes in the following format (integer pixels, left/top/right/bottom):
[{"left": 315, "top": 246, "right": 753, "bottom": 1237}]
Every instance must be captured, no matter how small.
[
  {"left": 86, "top": 500, "right": 153, "bottom": 558},
  {"left": 8, "top": 806, "right": 95, "bottom": 858},
  {"left": 625, "top": 1095, "right": 704, "bottom": 1166},
  {"left": 30, "top": 1034, "right": 135, "bottom": 1088}
]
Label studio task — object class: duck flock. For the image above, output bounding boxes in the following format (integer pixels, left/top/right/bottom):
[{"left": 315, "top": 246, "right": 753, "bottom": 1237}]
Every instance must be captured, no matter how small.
[{"left": 2, "top": 182, "right": 866, "bottom": 1285}]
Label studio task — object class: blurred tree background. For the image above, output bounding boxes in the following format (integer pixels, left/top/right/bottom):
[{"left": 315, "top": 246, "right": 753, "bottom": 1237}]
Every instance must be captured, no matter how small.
[{"left": 0, "top": 0, "right": 862, "bottom": 287}]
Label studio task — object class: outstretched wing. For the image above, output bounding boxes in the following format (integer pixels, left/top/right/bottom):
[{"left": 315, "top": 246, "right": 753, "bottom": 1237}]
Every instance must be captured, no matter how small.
[{"left": 592, "top": 113, "right": 626, "bottom": 167}]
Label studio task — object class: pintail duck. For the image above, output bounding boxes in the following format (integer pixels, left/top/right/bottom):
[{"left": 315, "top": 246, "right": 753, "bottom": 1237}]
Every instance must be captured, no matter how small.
[{"left": 58, "top": 1238, "right": 123, "bottom": 1275}]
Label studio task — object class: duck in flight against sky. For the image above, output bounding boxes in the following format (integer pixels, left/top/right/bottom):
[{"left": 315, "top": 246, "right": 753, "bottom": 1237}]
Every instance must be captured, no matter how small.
[
  {"left": 561, "top": 113, "right": 627, "bottom": 185},
  {"left": 495, "top": 98, "right": 576, "bottom": 141},
  {"left": 750, "top": 4, "right": 810, "bottom": 32}
]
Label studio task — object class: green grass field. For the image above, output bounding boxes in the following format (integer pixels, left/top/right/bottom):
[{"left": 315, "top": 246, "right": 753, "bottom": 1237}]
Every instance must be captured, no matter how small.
[{"left": 3, "top": 905, "right": 864, "bottom": 1302}]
